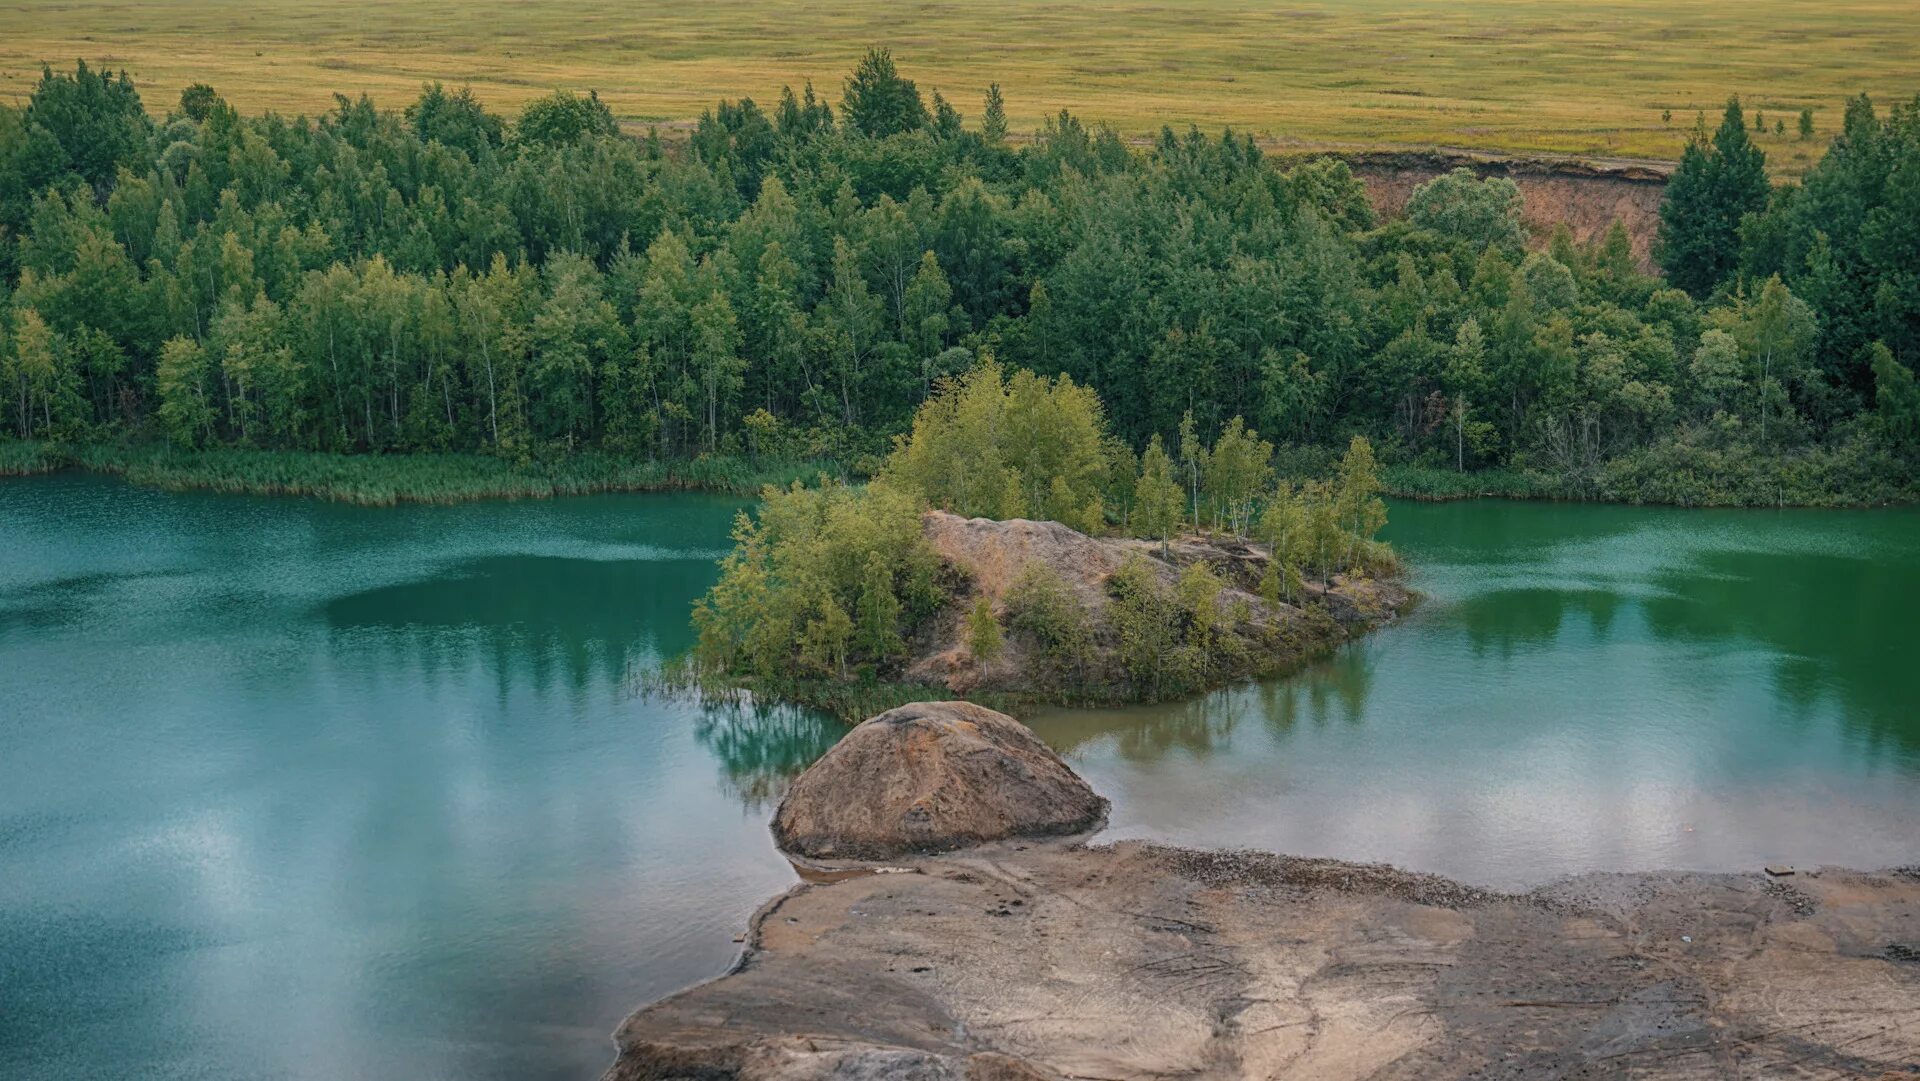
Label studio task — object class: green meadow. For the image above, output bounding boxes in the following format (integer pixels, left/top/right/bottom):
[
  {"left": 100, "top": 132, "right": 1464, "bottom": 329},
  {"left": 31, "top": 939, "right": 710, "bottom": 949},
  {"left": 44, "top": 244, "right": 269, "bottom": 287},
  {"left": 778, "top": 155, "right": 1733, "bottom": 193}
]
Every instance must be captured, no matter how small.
[{"left": 2, "top": 0, "right": 1914, "bottom": 170}]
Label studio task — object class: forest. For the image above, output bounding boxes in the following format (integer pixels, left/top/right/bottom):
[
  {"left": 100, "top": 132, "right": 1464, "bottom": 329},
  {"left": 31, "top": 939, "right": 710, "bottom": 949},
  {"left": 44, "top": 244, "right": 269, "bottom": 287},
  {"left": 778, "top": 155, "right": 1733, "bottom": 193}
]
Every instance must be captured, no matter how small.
[{"left": 2, "top": 53, "right": 1919, "bottom": 505}]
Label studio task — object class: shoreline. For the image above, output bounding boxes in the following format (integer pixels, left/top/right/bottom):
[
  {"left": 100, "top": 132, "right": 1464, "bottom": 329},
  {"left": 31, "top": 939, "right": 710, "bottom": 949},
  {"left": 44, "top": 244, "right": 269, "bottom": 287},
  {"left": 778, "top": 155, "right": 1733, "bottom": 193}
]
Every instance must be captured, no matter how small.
[
  {"left": 0, "top": 442, "right": 841, "bottom": 505},
  {"left": 605, "top": 837, "right": 1920, "bottom": 1080},
  {"left": 8, "top": 442, "right": 1911, "bottom": 511}
]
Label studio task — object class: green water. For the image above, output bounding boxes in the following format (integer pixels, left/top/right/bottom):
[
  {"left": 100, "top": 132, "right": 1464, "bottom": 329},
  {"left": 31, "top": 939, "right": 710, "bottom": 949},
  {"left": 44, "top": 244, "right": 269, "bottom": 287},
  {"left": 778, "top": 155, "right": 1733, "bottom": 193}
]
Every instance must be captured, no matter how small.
[
  {"left": 1029, "top": 499, "right": 1920, "bottom": 886},
  {"left": 2, "top": 477, "right": 1917, "bottom": 1080}
]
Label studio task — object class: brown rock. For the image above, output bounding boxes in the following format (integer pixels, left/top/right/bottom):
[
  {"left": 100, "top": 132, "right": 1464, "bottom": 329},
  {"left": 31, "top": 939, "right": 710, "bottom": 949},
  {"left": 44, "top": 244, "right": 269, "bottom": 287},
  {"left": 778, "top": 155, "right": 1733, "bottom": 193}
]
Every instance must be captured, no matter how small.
[
  {"left": 607, "top": 845, "right": 1920, "bottom": 1081},
  {"left": 771, "top": 701, "right": 1106, "bottom": 861}
]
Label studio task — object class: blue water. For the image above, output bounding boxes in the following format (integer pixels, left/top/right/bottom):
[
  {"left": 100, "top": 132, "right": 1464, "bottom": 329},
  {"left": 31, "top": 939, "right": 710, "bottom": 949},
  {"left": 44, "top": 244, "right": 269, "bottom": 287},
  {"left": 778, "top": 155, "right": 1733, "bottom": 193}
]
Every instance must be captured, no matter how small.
[{"left": 3, "top": 477, "right": 1917, "bottom": 1080}]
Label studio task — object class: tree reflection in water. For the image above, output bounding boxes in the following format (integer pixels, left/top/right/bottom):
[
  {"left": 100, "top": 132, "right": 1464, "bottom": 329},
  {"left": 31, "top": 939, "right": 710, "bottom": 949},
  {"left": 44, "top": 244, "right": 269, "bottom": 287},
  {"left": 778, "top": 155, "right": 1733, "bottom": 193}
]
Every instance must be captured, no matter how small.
[
  {"left": 1032, "top": 642, "right": 1377, "bottom": 765},
  {"left": 689, "top": 693, "right": 843, "bottom": 809}
]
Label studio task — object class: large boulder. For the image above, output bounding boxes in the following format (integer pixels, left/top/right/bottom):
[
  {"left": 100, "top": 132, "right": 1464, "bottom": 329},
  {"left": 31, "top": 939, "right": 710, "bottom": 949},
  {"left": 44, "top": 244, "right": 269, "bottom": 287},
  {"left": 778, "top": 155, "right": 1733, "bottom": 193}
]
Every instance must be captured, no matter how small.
[{"left": 772, "top": 701, "right": 1107, "bottom": 861}]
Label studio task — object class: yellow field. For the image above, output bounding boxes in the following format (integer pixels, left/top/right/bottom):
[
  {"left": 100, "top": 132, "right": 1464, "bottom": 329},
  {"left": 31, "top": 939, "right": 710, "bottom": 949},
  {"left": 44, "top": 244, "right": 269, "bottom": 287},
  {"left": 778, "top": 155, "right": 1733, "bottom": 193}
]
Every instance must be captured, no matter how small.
[{"left": 2, "top": 0, "right": 1915, "bottom": 170}]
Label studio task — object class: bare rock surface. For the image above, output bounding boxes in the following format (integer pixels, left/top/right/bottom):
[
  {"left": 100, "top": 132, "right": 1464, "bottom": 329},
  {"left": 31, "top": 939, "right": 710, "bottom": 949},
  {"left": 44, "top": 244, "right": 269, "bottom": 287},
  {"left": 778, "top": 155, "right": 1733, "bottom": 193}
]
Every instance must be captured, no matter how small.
[
  {"left": 771, "top": 702, "right": 1107, "bottom": 862},
  {"left": 606, "top": 842, "right": 1920, "bottom": 1081}
]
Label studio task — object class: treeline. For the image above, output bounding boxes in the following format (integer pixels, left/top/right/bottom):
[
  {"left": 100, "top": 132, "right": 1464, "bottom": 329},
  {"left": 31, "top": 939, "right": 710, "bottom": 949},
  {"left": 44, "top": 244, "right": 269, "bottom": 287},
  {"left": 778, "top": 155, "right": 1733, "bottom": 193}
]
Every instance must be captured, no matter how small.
[{"left": 2, "top": 55, "right": 1918, "bottom": 502}]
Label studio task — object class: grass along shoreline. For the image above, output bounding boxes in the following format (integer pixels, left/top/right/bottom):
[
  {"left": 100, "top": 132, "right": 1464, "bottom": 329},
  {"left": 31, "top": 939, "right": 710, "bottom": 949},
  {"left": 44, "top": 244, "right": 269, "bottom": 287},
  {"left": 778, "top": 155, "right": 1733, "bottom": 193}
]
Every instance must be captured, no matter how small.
[
  {"left": 6, "top": 442, "right": 1911, "bottom": 509},
  {"left": 1381, "top": 447, "right": 1918, "bottom": 508},
  {"left": 0, "top": 441, "right": 839, "bottom": 505}
]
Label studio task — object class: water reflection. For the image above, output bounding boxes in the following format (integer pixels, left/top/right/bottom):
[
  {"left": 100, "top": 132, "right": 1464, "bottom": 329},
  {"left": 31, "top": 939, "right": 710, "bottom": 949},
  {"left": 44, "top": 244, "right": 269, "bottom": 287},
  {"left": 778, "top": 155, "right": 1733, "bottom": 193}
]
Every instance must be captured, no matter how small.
[
  {"left": 1028, "top": 501, "right": 1920, "bottom": 886},
  {"left": 0, "top": 568, "right": 188, "bottom": 638},
  {"left": 691, "top": 697, "right": 844, "bottom": 808},
  {"left": 1645, "top": 545, "right": 1920, "bottom": 761},
  {"left": 1452, "top": 587, "right": 1623, "bottom": 654},
  {"left": 322, "top": 554, "right": 713, "bottom": 696},
  {"left": 1040, "top": 644, "right": 1380, "bottom": 761},
  {"left": 1042, "top": 695, "right": 1245, "bottom": 758},
  {"left": 0, "top": 478, "right": 793, "bottom": 1081}
]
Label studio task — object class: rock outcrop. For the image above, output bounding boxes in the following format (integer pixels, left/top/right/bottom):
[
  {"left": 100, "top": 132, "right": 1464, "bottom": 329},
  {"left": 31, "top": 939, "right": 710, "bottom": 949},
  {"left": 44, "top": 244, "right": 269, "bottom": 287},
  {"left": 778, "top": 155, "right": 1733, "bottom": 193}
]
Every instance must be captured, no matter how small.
[
  {"left": 605, "top": 676, "right": 1920, "bottom": 1081},
  {"left": 606, "top": 842, "right": 1920, "bottom": 1081},
  {"left": 771, "top": 701, "right": 1107, "bottom": 862}
]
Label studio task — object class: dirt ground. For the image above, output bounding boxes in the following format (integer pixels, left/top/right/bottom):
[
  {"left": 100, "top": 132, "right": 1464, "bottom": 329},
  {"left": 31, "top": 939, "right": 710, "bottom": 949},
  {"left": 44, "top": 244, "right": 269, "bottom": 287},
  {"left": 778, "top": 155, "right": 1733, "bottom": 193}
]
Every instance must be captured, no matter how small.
[{"left": 606, "top": 840, "right": 1920, "bottom": 1080}]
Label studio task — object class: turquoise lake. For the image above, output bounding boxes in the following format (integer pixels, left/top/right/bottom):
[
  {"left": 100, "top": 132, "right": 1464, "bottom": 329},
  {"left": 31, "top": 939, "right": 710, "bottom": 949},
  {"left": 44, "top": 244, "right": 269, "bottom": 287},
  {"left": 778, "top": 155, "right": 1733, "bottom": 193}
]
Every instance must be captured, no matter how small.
[{"left": 2, "top": 474, "right": 1916, "bottom": 1079}]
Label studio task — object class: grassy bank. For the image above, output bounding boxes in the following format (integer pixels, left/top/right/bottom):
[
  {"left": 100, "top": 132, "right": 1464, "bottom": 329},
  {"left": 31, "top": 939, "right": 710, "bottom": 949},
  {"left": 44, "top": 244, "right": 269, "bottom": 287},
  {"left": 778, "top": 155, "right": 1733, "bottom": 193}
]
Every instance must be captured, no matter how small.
[
  {"left": 10, "top": 440, "right": 1912, "bottom": 510},
  {"left": 1384, "top": 443, "right": 1918, "bottom": 508},
  {"left": 3, "top": 0, "right": 1907, "bottom": 170},
  {"left": 1382, "top": 465, "right": 1566, "bottom": 502},
  {"left": 2, "top": 442, "right": 839, "bottom": 504}
]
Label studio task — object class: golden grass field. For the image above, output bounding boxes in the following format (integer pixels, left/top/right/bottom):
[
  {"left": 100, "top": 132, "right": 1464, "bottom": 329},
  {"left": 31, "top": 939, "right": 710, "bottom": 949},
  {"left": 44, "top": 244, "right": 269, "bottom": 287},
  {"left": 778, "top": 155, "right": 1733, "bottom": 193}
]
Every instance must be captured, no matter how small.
[{"left": 2, "top": 0, "right": 1916, "bottom": 170}]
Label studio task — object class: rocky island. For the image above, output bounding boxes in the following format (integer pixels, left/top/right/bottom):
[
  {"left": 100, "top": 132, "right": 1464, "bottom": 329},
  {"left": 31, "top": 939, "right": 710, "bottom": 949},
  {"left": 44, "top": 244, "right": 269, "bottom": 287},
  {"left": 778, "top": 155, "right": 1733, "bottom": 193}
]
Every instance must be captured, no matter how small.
[
  {"left": 687, "top": 364, "right": 1411, "bottom": 718},
  {"left": 607, "top": 703, "right": 1920, "bottom": 1081}
]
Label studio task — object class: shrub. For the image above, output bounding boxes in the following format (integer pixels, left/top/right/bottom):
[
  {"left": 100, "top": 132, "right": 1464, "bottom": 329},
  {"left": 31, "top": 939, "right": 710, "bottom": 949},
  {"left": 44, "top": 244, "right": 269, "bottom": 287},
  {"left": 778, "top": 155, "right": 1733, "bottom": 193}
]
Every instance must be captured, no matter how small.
[
  {"left": 693, "top": 479, "right": 945, "bottom": 680},
  {"left": 966, "top": 595, "right": 1003, "bottom": 662},
  {"left": 1003, "top": 561, "right": 1093, "bottom": 682}
]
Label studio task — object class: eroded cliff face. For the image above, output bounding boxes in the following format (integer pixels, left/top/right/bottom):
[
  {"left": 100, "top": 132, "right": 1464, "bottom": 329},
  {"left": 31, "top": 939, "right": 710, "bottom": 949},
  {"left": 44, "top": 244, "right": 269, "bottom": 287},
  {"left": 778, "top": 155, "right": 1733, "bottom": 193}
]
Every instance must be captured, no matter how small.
[{"left": 1335, "top": 151, "right": 1670, "bottom": 269}]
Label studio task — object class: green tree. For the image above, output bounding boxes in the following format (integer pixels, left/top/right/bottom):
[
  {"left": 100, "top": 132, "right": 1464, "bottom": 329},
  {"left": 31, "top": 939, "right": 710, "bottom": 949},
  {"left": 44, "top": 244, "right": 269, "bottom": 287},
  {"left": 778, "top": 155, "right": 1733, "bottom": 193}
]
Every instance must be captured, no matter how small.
[
  {"left": 1659, "top": 99, "right": 1770, "bottom": 298},
  {"left": 690, "top": 289, "right": 745, "bottom": 451},
  {"left": 1405, "top": 168, "right": 1527, "bottom": 257},
  {"left": 24, "top": 61, "right": 154, "bottom": 192},
  {"left": 966, "top": 595, "right": 1003, "bottom": 662},
  {"left": 1004, "top": 561, "right": 1092, "bottom": 685},
  {"left": 1201, "top": 416, "right": 1272, "bottom": 535},
  {"left": 981, "top": 83, "right": 1008, "bottom": 143},
  {"left": 818, "top": 236, "right": 883, "bottom": 429},
  {"left": 1333, "top": 435, "right": 1387, "bottom": 572},
  {"left": 1726, "top": 276, "right": 1816, "bottom": 446},
  {"left": 154, "top": 334, "right": 215, "bottom": 447},
  {"left": 1256, "top": 483, "right": 1305, "bottom": 603},
  {"left": 840, "top": 48, "right": 928, "bottom": 138},
  {"left": 407, "top": 83, "right": 504, "bottom": 157},
  {"left": 3, "top": 308, "right": 81, "bottom": 438},
  {"left": 178, "top": 83, "right": 221, "bottom": 123},
  {"left": 693, "top": 480, "right": 943, "bottom": 683},
  {"left": 1107, "top": 554, "right": 1179, "bottom": 697},
  {"left": 854, "top": 551, "right": 905, "bottom": 661},
  {"left": 530, "top": 254, "right": 624, "bottom": 446},
  {"left": 1444, "top": 318, "right": 1492, "bottom": 470},
  {"left": 514, "top": 89, "right": 618, "bottom": 147},
  {"left": 1133, "top": 434, "right": 1184, "bottom": 554},
  {"left": 1869, "top": 342, "right": 1920, "bottom": 451},
  {"left": 901, "top": 251, "right": 955, "bottom": 388},
  {"left": 1176, "top": 409, "right": 1205, "bottom": 528}
]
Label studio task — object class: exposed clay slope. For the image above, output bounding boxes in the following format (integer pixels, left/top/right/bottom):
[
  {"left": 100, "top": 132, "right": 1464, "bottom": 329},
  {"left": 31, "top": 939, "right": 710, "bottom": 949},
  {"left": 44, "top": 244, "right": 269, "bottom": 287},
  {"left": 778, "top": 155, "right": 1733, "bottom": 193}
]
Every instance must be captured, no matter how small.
[
  {"left": 905, "top": 511, "right": 1409, "bottom": 700},
  {"left": 771, "top": 701, "right": 1107, "bottom": 862},
  {"left": 1324, "top": 150, "right": 1670, "bottom": 269},
  {"left": 607, "top": 842, "right": 1920, "bottom": 1081}
]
